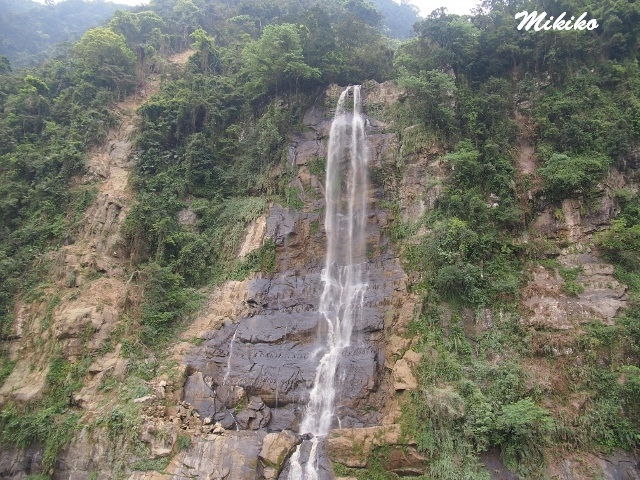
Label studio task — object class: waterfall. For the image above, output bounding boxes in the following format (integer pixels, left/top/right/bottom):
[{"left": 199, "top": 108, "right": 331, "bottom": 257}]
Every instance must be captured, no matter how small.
[
  {"left": 288, "top": 85, "right": 369, "bottom": 479},
  {"left": 222, "top": 327, "right": 238, "bottom": 386}
]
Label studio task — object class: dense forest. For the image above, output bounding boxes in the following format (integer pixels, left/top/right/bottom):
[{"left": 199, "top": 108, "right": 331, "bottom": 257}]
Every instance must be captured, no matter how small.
[
  {"left": 0, "top": 0, "right": 131, "bottom": 68},
  {"left": 0, "top": 0, "right": 640, "bottom": 478}
]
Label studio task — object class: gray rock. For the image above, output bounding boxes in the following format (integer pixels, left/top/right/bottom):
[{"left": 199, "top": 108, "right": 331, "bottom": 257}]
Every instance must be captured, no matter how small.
[
  {"left": 236, "top": 396, "right": 272, "bottom": 430},
  {"left": 172, "top": 431, "right": 266, "bottom": 480}
]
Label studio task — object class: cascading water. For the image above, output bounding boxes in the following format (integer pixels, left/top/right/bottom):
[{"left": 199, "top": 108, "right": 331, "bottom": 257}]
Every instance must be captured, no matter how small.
[
  {"left": 288, "top": 85, "right": 369, "bottom": 479},
  {"left": 222, "top": 326, "right": 238, "bottom": 386}
]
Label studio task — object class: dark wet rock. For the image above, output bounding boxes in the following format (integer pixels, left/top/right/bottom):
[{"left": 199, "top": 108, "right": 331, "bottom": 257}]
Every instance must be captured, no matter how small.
[
  {"left": 265, "top": 207, "right": 307, "bottom": 248},
  {"left": 267, "top": 404, "right": 300, "bottom": 432},
  {"left": 184, "top": 84, "right": 408, "bottom": 435},
  {"left": 481, "top": 449, "right": 518, "bottom": 480},
  {"left": 185, "top": 201, "right": 406, "bottom": 430},
  {"left": 182, "top": 371, "right": 240, "bottom": 429},
  {"left": 303, "top": 106, "right": 332, "bottom": 136},
  {"left": 290, "top": 137, "right": 326, "bottom": 167},
  {"left": 236, "top": 396, "right": 272, "bottom": 430},
  {"left": 216, "top": 384, "right": 245, "bottom": 408},
  {"left": 182, "top": 371, "right": 217, "bottom": 417},
  {"left": 598, "top": 451, "right": 640, "bottom": 480}
]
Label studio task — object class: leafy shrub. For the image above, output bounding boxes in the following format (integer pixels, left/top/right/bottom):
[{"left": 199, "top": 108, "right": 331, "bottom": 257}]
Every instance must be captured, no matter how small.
[
  {"left": 139, "top": 263, "right": 200, "bottom": 344},
  {"left": 559, "top": 265, "right": 585, "bottom": 296},
  {"left": 494, "top": 398, "right": 554, "bottom": 476},
  {"left": 539, "top": 153, "right": 611, "bottom": 200},
  {"left": 597, "top": 219, "right": 640, "bottom": 270}
]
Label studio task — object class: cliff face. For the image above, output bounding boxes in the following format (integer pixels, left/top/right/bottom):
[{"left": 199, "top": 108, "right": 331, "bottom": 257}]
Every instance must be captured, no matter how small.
[{"left": 1, "top": 79, "right": 638, "bottom": 480}]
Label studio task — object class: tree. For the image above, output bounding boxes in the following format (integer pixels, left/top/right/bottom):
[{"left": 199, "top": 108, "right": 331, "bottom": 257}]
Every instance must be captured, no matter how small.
[
  {"left": 539, "top": 153, "right": 611, "bottom": 200},
  {"left": 397, "top": 68, "right": 457, "bottom": 135},
  {"left": 417, "top": 11, "right": 480, "bottom": 75},
  {"left": 0, "top": 56, "right": 11, "bottom": 74},
  {"left": 73, "top": 27, "right": 136, "bottom": 96},
  {"left": 189, "top": 28, "right": 219, "bottom": 73},
  {"left": 241, "top": 23, "right": 321, "bottom": 99}
]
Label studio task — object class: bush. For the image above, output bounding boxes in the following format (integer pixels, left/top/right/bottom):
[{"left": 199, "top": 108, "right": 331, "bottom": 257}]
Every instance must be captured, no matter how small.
[
  {"left": 139, "top": 263, "right": 200, "bottom": 344},
  {"left": 539, "top": 153, "right": 611, "bottom": 200},
  {"left": 597, "top": 219, "right": 640, "bottom": 270},
  {"left": 494, "top": 398, "right": 554, "bottom": 476}
]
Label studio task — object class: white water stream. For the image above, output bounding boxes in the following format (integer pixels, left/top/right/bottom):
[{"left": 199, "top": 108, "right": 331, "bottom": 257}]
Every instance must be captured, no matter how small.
[
  {"left": 222, "top": 327, "right": 238, "bottom": 386},
  {"left": 288, "top": 85, "right": 369, "bottom": 479}
]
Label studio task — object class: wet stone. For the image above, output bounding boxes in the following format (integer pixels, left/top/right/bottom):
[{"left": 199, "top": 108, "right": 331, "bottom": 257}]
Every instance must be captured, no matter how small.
[{"left": 185, "top": 173, "right": 406, "bottom": 433}]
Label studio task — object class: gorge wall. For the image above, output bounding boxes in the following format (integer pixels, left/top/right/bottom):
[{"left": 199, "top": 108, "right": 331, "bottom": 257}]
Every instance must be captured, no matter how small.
[{"left": 0, "top": 79, "right": 639, "bottom": 480}]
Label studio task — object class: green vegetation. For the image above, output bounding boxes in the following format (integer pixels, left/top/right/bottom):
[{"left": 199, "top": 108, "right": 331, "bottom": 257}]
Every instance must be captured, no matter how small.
[
  {"left": 559, "top": 265, "right": 584, "bottom": 296},
  {"left": 1, "top": 0, "right": 640, "bottom": 477},
  {"left": 0, "top": 0, "right": 129, "bottom": 68},
  {"left": 378, "top": 1, "right": 640, "bottom": 477},
  {"left": 0, "top": 23, "right": 138, "bottom": 337},
  {"left": 0, "top": 356, "right": 88, "bottom": 471},
  {"left": 597, "top": 191, "right": 640, "bottom": 270}
]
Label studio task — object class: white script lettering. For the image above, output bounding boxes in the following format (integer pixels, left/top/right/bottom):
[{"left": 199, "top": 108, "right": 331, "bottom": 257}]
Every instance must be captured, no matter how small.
[{"left": 515, "top": 11, "right": 599, "bottom": 31}]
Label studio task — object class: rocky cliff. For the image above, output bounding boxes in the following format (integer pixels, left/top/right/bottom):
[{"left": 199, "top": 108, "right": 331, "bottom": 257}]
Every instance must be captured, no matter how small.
[{"left": 0, "top": 77, "right": 638, "bottom": 480}]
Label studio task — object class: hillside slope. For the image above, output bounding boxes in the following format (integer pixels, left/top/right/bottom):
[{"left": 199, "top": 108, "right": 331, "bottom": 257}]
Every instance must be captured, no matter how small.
[{"left": 0, "top": 0, "right": 639, "bottom": 479}]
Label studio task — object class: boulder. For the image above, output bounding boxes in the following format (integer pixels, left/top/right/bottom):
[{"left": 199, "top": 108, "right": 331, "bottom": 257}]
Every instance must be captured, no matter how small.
[
  {"left": 235, "top": 396, "right": 271, "bottom": 430},
  {"left": 392, "top": 358, "right": 417, "bottom": 391},
  {"left": 259, "top": 430, "right": 301, "bottom": 478},
  {"left": 326, "top": 424, "right": 406, "bottom": 468}
]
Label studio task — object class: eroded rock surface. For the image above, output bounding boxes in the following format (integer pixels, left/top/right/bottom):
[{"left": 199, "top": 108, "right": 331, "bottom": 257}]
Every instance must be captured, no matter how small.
[
  {"left": 169, "top": 431, "right": 266, "bottom": 479},
  {"left": 184, "top": 82, "right": 410, "bottom": 436},
  {"left": 523, "top": 253, "right": 628, "bottom": 330}
]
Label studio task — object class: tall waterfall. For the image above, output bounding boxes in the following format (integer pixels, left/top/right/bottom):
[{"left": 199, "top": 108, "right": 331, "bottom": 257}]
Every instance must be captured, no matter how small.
[{"left": 288, "top": 85, "right": 369, "bottom": 479}]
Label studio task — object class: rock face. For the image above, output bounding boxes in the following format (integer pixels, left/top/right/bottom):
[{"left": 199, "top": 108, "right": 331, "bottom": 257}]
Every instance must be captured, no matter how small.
[
  {"left": 183, "top": 82, "right": 410, "bottom": 437},
  {"left": 523, "top": 253, "right": 628, "bottom": 331},
  {"left": 167, "top": 81, "right": 418, "bottom": 479},
  {"left": 325, "top": 424, "right": 426, "bottom": 476},
  {"left": 169, "top": 431, "right": 266, "bottom": 479},
  {"left": 392, "top": 350, "right": 421, "bottom": 392},
  {"left": 7, "top": 80, "right": 637, "bottom": 480},
  {"left": 259, "top": 430, "right": 302, "bottom": 479}
]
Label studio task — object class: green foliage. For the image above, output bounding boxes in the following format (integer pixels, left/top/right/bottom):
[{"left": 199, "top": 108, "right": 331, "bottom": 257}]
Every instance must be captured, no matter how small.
[
  {"left": 189, "top": 28, "right": 220, "bottom": 73},
  {"left": 397, "top": 69, "right": 457, "bottom": 138},
  {"left": 131, "top": 455, "right": 171, "bottom": 471},
  {"left": 0, "top": 20, "right": 130, "bottom": 337},
  {"left": 73, "top": 27, "right": 136, "bottom": 95},
  {"left": 494, "top": 398, "right": 554, "bottom": 476},
  {"left": 3, "top": 0, "right": 640, "bottom": 476},
  {"left": 539, "top": 153, "right": 611, "bottom": 201},
  {"left": 232, "top": 239, "right": 277, "bottom": 279},
  {"left": 597, "top": 219, "right": 640, "bottom": 271},
  {"left": 0, "top": 355, "right": 86, "bottom": 475},
  {"left": 403, "top": 215, "right": 521, "bottom": 307},
  {"left": 0, "top": 358, "right": 16, "bottom": 387},
  {"left": 559, "top": 265, "right": 585, "bottom": 296},
  {"left": 101, "top": 404, "right": 141, "bottom": 441},
  {"left": 0, "top": 0, "right": 127, "bottom": 68},
  {"left": 402, "top": 384, "right": 492, "bottom": 479},
  {"left": 308, "top": 157, "right": 326, "bottom": 177},
  {"left": 241, "top": 24, "right": 321, "bottom": 100},
  {"left": 177, "top": 433, "right": 191, "bottom": 451},
  {"left": 139, "top": 263, "right": 201, "bottom": 344},
  {"left": 0, "top": 403, "right": 80, "bottom": 472},
  {"left": 366, "top": 0, "right": 420, "bottom": 39}
]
